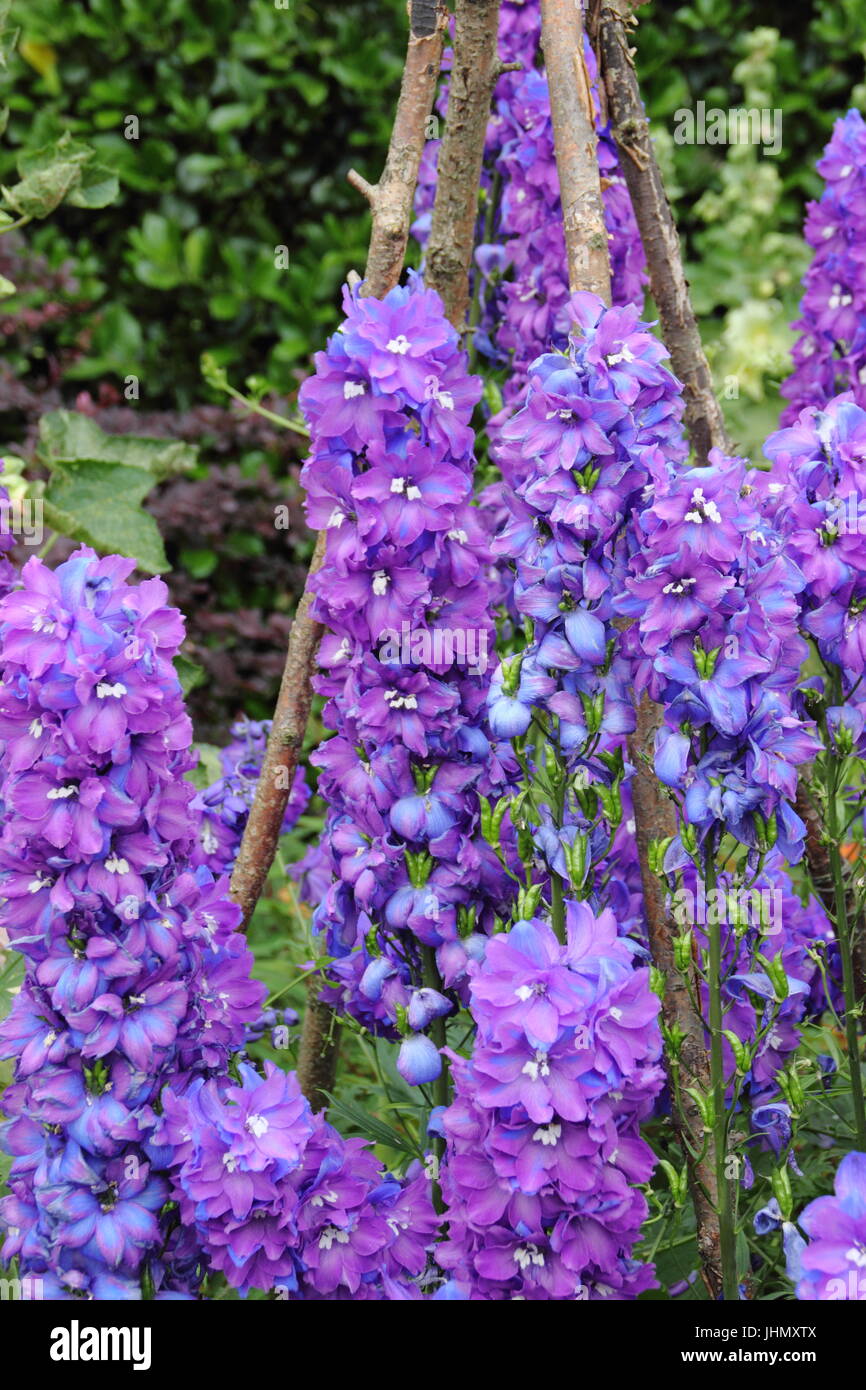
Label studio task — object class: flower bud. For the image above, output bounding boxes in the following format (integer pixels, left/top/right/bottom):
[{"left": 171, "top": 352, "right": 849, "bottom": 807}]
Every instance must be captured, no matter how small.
[{"left": 396, "top": 1032, "right": 442, "bottom": 1086}]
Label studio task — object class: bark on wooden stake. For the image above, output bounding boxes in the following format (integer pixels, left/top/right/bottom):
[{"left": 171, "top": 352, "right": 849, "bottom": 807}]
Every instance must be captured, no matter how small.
[
  {"left": 629, "top": 695, "right": 723, "bottom": 1297},
  {"left": 425, "top": 0, "right": 503, "bottom": 328},
  {"left": 540, "top": 0, "right": 611, "bottom": 301},
  {"left": 231, "top": 2, "right": 447, "bottom": 1109},
  {"left": 593, "top": 0, "right": 728, "bottom": 464},
  {"left": 349, "top": 1, "right": 448, "bottom": 300}
]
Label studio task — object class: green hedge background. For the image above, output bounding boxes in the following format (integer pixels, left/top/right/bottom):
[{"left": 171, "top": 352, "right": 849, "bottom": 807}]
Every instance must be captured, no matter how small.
[{"left": 4, "top": 0, "right": 865, "bottom": 433}]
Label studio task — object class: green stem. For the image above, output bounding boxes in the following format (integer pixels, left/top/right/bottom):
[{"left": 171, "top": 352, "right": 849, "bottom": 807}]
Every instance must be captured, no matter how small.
[
  {"left": 824, "top": 769, "right": 866, "bottom": 1148},
  {"left": 0, "top": 214, "right": 32, "bottom": 236},
  {"left": 550, "top": 873, "right": 565, "bottom": 946},
  {"left": 36, "top": 530, "right": 58, "bottom": 560},
  {"left": 467, "top": 169, "right": 501, "bottom": 373},
  {"left": 549, "top": 739, "right": 567, "bottom": 945},
  {"left": 704, "top": 850, "right": 738, "bottom": 1299},
  {"left": 221, "top": 379, "right": 310, "bottom": 436}
]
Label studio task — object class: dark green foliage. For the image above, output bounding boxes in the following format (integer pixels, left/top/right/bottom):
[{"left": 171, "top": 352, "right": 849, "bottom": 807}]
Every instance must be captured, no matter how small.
[{"left": 5, "top": 0, "right": 408, "bottom": 402}]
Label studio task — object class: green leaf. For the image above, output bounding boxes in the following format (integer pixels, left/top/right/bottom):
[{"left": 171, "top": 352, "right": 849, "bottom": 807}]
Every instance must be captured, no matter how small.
[
  {"left": 0, "top": 0, "right": 15, "bottom": 71},
  {"left": 176, "top": 657, "right": 207, "bottom": 700},
  {"left": 320, "top": 1093, "right": 420, "bottom": 1158},
  {"left": 3, "top": 133, "right": 104, "bottom": 219},
  {"left": 183, "top": 226, "right": 211, "bottom": 279},
  {"left": 61, "top": 304, "right": 145, "bottom": 381},
  {"left": 42, "top": 460, "right": 169, "bottom": 574},
  {"left": 126, "top": 212, "right": 186, "bottom": 290},
  {"left": 187, "top": 741, "right": 223, "bottom": 791},
  {"left": 67, "top": 163, "right": 119, "bottom": 209},
  {"left": 180, "top": 546, "right": 217, "bottom": 579},
  {"left": 37, "top": 410, "right": 196, "bottom": 479},
  {"left": 206, "top": 102, "right": 258, "bottom": 133}
]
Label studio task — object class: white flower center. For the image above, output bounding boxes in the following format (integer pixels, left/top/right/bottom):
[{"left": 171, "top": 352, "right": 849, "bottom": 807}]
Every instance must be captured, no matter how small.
[
  {"left": 515, "top": 980, "right": 546, "bottom": 1001},
  {"left": 607, "top": 345, "right": 635, "bottom": 366},
  {"left": 384, "top": 689, "right": 418, "bottom": 710},
  {"left": 201, "top": 823, "right": 219, "bottom": 855},
  {"left": 47, "top": 785, "right": 77, "bottom": 801},
  {"left": 386, "top": 335, "right": 411, "bottom": 355},
  {"left": 521, "top": 1051, "right": 551, "bottom": 1082},
  {"left": 311, "top": 1189, "right": 339, "bottom": 1207},
  {"left": 245, "top": 1113, "right": 269, "bottom": 1138},
  {"left": 318, "top": 1225, "right": 350, "bottom": 1250},
  {"left": 513, "top": 1243, "right": 545, "bottom": 1271},
  {"left": 684, "top": 487, "right": 722, "bottom": 525},
  {"left": 828, "top": 284, "right": 853, "bottom": 309},
  {"left": 343, "top": 380, "right": 366, "bottom": 399},
  {"left": 532, "top": 1123, "right": 561, "bottom": 1147}
]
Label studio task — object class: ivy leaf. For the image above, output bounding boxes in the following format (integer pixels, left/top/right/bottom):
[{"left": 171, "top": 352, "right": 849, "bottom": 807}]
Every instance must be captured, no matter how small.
[
  {"left": 37, "top": 410, "right": 196, "bottom": 479},
  {"left": 67, "top": 162, "right": 119, "bottom": 209},
  {"left": 5, "top": 135, "right": 91, "bottom": 218},
  {"left": 42, "top": 460, "right": 168, "bottom": 575},
  {"left": 3, "top": 133, "right": 118, "bottom": 219}
]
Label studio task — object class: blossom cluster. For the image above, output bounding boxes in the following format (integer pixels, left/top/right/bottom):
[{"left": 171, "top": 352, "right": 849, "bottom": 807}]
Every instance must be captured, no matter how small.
[
  {"left": 781, "top": 111, "right": 866, "bottom": 424},
  {"left": 436, "top": 905, "right": 664, "bottom": 1299},
  {"left": 618, "top": 448, "right": 821, "bottom": 869},
  {"left": 0, "top": 550, "right": 265, "bottom": 1298},
  {"left": 764, "top": 395, "right": 866, "bottom": 706},
  {"left": 297, "top": 276, "right": 513, "bottom": 1072},
  {"left": 192, "top": 716, "right": 310, "bottom": 879},
  {"left": 485, "top": 291, "right": 686, "bottom": 898},
  {"left": 673, "top": 854, "right": 831, "bottom": 1109},
  {"left": 158, "top": 1059, "right": 437, "bottom": 1299}
]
